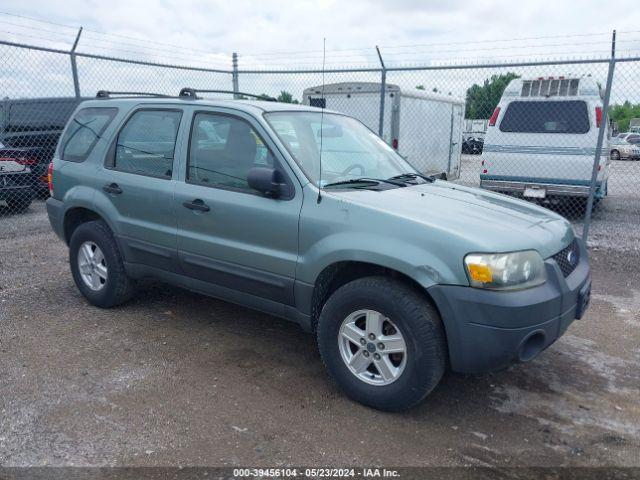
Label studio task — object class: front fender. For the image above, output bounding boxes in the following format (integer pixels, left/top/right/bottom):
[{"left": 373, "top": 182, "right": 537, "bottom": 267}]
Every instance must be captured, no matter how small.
[{"left": 296, "top": 231, "right": 463, "bottom": 290}]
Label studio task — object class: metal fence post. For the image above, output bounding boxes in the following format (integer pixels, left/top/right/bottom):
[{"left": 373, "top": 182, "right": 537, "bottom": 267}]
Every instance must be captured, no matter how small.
[
  {"left": 376, "top": 46, "right": 386, "bottom": 138},
  {"left": 582, "top": 30, "right": 616, "bottom": 243},
  {"left": 232, "top": 52, "right": 239, "bottom": 99},
  {"left": 70, "top": 27, "right": 83, "bottom": 98}
]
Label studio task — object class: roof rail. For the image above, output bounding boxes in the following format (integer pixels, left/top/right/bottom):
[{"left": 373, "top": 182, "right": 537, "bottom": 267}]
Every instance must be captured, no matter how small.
[
  {"left": 178, "top": 88, "right": 277, "bottom": 102},
  {"left": 96, "top": 90, "right": 171, "bottom": 99}
]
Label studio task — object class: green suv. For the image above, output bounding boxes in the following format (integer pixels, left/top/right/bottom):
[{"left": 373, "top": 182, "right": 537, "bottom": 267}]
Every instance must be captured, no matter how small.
[{"left": 46, "top": 89, "right": 591, "bottom": 411}]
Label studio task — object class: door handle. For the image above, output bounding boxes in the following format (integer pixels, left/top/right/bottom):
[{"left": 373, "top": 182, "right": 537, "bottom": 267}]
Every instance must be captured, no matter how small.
[
  {"left": 103, "top": 183, "right": 123, "bottom": 194},
  {"left": 182, "top": 198, "right": 210, "bottom": 212}
]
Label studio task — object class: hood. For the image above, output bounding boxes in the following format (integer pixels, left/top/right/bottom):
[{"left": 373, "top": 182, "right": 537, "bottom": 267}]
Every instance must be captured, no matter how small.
[{"left": 328, "top": 181, "right": 574, "bottom": 258}]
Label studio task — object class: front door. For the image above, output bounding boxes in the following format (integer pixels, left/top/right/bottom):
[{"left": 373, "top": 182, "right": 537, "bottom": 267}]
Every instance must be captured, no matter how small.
[{"left": 174, "top": 109, "right": 302, "bottom": 307}]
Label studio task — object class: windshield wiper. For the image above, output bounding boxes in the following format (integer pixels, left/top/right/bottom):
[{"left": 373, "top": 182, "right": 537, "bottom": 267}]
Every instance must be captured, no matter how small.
[
  {"left": 323, "top": 177, "right": 406, "bottom": 188},
  {"left": 388, "top": 172, "right": 436, "bottom": 183}
]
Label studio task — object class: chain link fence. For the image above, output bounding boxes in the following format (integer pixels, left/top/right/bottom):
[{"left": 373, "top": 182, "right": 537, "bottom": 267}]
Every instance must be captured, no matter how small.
[{"left": 1, "top": 35, "right": 639, "bottom": 246}]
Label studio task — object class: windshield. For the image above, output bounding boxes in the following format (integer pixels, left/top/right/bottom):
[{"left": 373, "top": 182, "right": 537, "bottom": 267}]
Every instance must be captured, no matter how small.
[{"left": 264, "top": 111, "right": 418, "bottom": 187}]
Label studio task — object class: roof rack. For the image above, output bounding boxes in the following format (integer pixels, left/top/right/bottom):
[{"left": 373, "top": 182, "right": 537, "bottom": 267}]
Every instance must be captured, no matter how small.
[
  {"left": 178, "top": 88, "right": 276, "bottom": 102},
  {"left": 96, "top": 90, "right": 171, "bottom": 99}
]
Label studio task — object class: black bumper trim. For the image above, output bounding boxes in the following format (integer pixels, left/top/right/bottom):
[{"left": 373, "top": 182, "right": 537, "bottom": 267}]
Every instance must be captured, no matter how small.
[{"left": 428, "top": 238, "right": 591, "bottom": 374}]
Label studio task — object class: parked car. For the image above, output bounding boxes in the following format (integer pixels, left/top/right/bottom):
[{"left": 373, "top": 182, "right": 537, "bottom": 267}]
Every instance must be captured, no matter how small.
[
  {"left": 0, "top": 97, "right": 83, "bottom": 197},
  {"left": 0, "top": 149, "right": 34, "bottom": 212},
  {"left": 46, "top": 89, "right": 591, "bottom": 412},
  {"left": 610, "top": 135, "right": 640, "bottom": 161},
  {"left": 461, "top": 135, "right": 484, "bottom": 154},
  {"left": 480, "top": 76, "right": 610, "bottom": 204}
]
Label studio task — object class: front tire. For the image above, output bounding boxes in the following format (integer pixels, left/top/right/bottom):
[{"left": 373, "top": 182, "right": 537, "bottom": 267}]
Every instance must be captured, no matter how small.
[
  {"left": 69, "top": 220, "right": 135, "bottom": 308},
  {"left": 317, "top": 277, "right": 447, "bottom": 412},
  {"left": 610, "top": 150, "right": 620, "bottom": 161}
]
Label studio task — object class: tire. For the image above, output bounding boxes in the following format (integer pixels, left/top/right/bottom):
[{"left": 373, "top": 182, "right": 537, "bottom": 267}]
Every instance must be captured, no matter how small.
[
  {"left": 610, "top": 150, "right": 620, "bottom": 161},
  {"left": 69, "top": 220, "right": 135, "bottom": 308},
  {"left": 5, "top": 193, "right": 32, "bottom": 213},
  {"left": 317, "top": 276, "right": 447, "bottom": 412}
]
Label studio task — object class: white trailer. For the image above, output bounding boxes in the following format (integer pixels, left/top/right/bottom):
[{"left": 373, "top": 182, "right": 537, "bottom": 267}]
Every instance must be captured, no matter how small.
[{"left": 302, "top": 82, "right": 465, "bottom": 180}]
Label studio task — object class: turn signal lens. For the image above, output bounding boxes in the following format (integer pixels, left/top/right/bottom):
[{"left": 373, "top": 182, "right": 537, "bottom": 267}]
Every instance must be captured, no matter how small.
[{"left": 467, "top": 263, "right": 493, "bottom": 283}]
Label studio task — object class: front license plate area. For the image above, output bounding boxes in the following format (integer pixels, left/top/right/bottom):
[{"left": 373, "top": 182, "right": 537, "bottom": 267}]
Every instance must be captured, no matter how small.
[
  {"left": 524, "top": 186, "right": 546, "bottom": 198},
  {"left": 575, "top": 279, "right": 591, "bottom": 319}
]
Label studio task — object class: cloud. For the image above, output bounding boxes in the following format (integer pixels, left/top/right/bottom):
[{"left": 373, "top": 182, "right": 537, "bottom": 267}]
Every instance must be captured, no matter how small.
[{"left": 0, "top": 0, "right": 638, "bottom": 102}]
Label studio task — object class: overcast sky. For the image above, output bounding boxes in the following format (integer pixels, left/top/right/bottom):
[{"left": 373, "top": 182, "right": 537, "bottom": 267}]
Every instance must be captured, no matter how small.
[
  {"left": 1, "top": 0, "right": 638, "bottom": 102},
  {"left": 1, "top": 0, "right": 638, "bottom": 69}
]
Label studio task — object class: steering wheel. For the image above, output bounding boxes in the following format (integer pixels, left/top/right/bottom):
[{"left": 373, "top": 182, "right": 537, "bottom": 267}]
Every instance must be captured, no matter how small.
[{"left": 341, "top": 164, "right": 365, "bottom": 177}]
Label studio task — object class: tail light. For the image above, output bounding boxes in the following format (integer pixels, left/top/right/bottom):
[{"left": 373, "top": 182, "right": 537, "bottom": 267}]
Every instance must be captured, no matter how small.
[
  {"left": 489, "top": 107, "right": 501, "bottom": 127},
  {"left": 47, "top": 161, "right": 54, "bottom": 196},
  {"left": 595, "top": 106, "right": 603, "bottom": 128},
  {"left": 392, "top": 138, "right": 399, "bottom": 150}
]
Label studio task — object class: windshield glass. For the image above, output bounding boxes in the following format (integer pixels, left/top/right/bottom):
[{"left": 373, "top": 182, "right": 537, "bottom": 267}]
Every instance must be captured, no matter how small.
[{"left": 264, "top": 111, "right": 418, "bottom": 187}]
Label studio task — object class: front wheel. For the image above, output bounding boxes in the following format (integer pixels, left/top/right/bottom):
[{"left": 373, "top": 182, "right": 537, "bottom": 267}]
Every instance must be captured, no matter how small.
[
  {"left": 610, "top": 150, "right": 620, "bottom": 161},
  {"left": 317, "top": 277, "right": 447, "bottom": 412}
]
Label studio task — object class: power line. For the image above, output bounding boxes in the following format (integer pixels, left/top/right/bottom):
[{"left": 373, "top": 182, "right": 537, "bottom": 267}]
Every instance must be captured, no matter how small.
[{"left": 0, "top": 11, "right": 79, "bottom": 29}]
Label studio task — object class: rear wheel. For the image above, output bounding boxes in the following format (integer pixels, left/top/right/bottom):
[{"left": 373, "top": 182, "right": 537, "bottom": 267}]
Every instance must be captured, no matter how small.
[
  {"left": 317, "top": 276, "right": 447, "bottom": 412},
  {"left": 610, "top": 149, "right": 620, "bottom": 161},
  {"left": 69, "top": 220, "right": 135, "bottom": 308}
]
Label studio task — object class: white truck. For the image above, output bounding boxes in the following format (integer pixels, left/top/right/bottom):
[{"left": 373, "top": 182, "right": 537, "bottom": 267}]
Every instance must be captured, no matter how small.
[
  {"left": 480, "top": 76, "right": 610, "bottom": 203},
  {"left": 302, "top": 82, "right": 465, "bottom": 180}
]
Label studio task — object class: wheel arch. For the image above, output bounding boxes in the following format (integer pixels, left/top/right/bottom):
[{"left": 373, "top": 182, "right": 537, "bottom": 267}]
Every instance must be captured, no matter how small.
[
  {"left": 63, "top": 206, "right": 112, "bottom": 245},
  {"left": 307, "top": 260, "right": 443, "bottom": 333}
]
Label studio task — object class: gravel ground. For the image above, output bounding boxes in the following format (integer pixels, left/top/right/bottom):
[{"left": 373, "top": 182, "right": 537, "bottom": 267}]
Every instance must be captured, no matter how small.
[{"left": 0, "top": 201, "right": 638, "bottom": 468}]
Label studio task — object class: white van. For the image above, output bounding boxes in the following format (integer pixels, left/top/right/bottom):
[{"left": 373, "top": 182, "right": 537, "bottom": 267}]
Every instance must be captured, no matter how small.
[
  {"left": 480, "top": 76, "right": 610, "bottom": 202},
  {"left": 302, "top": 82, "right": 465, "bottom": 180}
]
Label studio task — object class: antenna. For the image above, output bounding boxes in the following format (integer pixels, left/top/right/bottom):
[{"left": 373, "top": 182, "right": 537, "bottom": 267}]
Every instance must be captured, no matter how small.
[{"left": 317, "top": 37, "right": 326, "bottom": 204}]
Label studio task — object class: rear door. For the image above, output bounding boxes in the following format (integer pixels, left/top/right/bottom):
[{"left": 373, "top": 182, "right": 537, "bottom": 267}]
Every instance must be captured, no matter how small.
[
  {"left": 100, "top": 107, "right": 185, "bottom": 271},
  {"left": 174, "top": 108, "right": 302, "bottom": 310},
  {"left": 483, "top": 99, "right": 596, "bottom": 184}
]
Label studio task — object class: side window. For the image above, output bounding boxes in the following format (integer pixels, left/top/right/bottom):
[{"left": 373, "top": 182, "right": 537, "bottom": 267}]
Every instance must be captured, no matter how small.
[
  {"left": 114, "top": 109, "right": 182, "bottom": 178},
  {"left": 187, "top": 113, "right": 275, "bottom": 191},
  {"left": 60, "top": 107, "right": 117, "bottom": 162}
]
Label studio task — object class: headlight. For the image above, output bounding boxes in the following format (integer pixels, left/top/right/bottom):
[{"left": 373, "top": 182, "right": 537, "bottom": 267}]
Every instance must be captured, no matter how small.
[{"left": 464, "top": 250, "right": 547, "bottom": 290}]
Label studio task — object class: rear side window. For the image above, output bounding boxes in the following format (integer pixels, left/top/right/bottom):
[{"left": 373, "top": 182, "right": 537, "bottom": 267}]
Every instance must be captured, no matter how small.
[
  {"left": 499, "top": 100, "right": 590, "bottom": 134},
  {"left": 60, "top": 107, "right": 117, "bottom": 162},
  {"left": 113, "top": 109, "right": 182, "bottom": 178}
]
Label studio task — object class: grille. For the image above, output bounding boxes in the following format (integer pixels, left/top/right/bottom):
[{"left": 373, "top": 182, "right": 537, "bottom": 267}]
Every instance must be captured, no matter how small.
[{"left": 552, "top": 239, "right": 580, "bottom": 277}]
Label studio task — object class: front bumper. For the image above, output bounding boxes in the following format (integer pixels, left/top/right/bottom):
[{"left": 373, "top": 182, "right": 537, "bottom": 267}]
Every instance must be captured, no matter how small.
[{"left": 428, "top": 238, "right": 591, "bottom": 373}]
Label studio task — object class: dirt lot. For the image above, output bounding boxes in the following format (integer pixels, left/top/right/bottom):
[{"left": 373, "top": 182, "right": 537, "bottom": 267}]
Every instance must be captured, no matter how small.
[{"left": 0, "top": 201, "right": 639, "bottom": 468}]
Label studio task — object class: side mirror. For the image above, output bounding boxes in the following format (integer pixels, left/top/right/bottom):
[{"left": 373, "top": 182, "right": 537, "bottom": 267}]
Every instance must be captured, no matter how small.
[{"left": 247, "top": 167, "right": 288, "bottom": 198}]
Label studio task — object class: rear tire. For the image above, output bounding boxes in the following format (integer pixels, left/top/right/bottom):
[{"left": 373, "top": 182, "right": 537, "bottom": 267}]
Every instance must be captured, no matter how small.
[
  {"left": 610, "top": 150, "right": 620, "bottom": 161},
  {"left": 69, "top": 220, "right": 135, "bottom": 308},
  {"left": 317, "top": 276, "right": 447, "bottom": 412}
]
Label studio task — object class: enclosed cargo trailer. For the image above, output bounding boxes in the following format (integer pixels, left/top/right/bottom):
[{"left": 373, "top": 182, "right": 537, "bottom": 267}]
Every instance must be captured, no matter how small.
[{"left": 302, "top": 82, "right": 465, "bottom": 179}]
